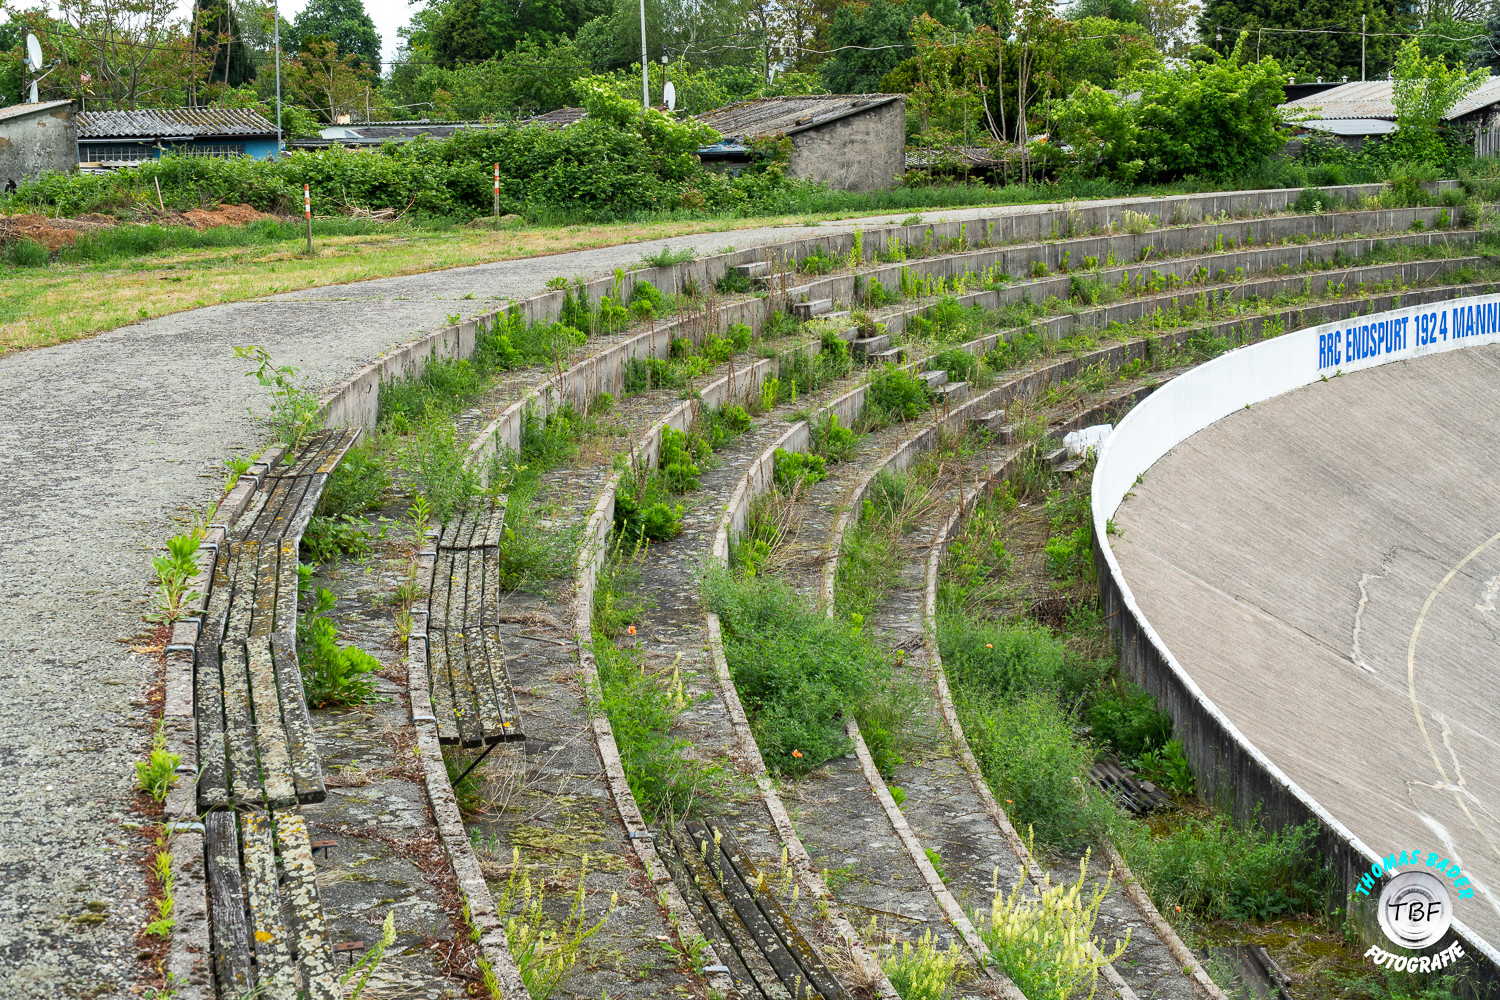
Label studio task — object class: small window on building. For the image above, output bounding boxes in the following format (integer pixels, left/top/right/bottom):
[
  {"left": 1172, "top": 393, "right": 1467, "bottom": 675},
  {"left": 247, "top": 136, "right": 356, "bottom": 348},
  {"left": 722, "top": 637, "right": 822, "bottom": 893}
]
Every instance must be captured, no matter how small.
[
  {"left": 80, "top": 144, "right": 153, "bottom": 163},
  {"left": 167, "top": 144, "right": 248, "bottom": 158}
]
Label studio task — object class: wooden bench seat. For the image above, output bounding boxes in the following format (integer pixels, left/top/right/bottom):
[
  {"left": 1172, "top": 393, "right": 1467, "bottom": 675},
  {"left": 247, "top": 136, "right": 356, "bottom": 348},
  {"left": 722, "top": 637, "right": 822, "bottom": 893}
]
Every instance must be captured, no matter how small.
[
  {"left": 658, "top": 818, "right": 852, "bottom": 1000},
  {"left": 205, "top": 809, "right": 339, "bottom": 1000},
  {"left": 195, "top": 428, "right": 359, "bottom": 811},
  {"left": 424, "top": 505, "right": 524, "bottom": 747}
]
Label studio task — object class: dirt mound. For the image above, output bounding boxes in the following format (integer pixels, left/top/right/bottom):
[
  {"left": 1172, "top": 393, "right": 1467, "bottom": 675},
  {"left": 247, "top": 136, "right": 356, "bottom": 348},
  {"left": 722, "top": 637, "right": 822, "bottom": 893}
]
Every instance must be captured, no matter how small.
[
  {"left": 0, "top": 214, "right": 112, "bottom": 251},
  {"left": 180, "top": 203, "right": 271, "bottom": 229}
]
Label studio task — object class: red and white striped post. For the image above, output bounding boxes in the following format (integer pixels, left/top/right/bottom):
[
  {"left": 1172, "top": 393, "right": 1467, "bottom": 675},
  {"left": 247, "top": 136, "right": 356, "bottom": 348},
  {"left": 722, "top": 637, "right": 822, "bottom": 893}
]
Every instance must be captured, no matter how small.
[
  {"left": 303, "top": 183, "right": 313, "bottom": 255},
  {"left": 492, "top": 162, "right": 500, "bottom": 225}
]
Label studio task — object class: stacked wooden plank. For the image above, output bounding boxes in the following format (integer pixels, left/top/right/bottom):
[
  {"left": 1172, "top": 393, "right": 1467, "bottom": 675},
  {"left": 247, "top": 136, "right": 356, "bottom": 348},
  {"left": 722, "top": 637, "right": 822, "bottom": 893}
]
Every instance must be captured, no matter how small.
[
  {"left": 657, "top": 818, "right": 854, "bottom": 1000},
  {"left": 193, "top": 428, "right": 358, "bottom": 1000},
  {"left": 425, "top": 505, "right": 524, "bottom": 747}
]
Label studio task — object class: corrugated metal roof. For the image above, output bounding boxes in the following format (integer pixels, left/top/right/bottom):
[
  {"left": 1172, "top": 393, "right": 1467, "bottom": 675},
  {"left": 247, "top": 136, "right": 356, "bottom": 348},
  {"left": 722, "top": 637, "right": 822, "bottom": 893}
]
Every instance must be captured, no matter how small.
[
  {"left": 697, "top": 95, "right": 902, "bottom": 139},
  {"left": 1301, "top": 117, "right": 1397, "bottom": 136},
  {"left": 525, "top": 107, "right": 586, "bottom": 127},
  {"left": 0, "top": 100, "right": 73, "bottom": 124},
  {"left": 1283, "top": 77, "right": 1500, "bottom": 121},
  {"left": 77, "top": 107, "right": 277, "bottom": 139}
]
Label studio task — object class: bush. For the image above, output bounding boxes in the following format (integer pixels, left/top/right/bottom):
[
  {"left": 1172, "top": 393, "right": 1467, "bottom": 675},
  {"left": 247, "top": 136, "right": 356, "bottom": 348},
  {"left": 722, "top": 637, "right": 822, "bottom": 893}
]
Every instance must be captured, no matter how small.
[
  {"left": 1119, "top": 813, "right": 1328, "bottom": 921},
  {"left": 1085, "top": 679, "right": 1171, "bottom": 760},
  {"left": 658, "top": 425, "right": 707, "bottom": 492},
  {"left": 866, "top": 364, "right": 932, "bottom": 424},
  {"left": 703, "top": 569, "right": 917, "bottom": 777},
  {"left": 810, "top": 412, "right": 857, "bottom": 462},
  {"left": 773, "top": 448, "right": 827, "bottom": 491},
  {"left": 954, "top": 688, "right": 1112, "bottom": 849},
  {"left": 938, "top": 615, "right": 1068, "bottom": 701},
  {"left": 298, "top": 587, "right": 382, "bottom": 708},
  {"left": 317, "top": 445, "right": 390, "bottom": 519},
  {"left": 930, "top": 347, "right": 978, "bottom": 385},
  {"left": 1054, "top": 34, "right": 1288, "bottom": 182}
]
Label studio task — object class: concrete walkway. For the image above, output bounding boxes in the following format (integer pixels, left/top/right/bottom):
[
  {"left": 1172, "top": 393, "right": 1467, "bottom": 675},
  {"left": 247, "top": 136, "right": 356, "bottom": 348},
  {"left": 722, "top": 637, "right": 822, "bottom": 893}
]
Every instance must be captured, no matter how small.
[
  {"left": 1113, "top": 345, "right": 1500, "bottom": 955},
  {"left": 0, "top": 191, "right": 1265, "bottom": 998}
]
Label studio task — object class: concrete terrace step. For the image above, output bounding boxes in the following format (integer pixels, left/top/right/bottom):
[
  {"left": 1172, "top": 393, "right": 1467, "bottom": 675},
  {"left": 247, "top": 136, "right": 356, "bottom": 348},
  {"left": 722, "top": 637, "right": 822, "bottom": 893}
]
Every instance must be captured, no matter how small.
[
  {"left": 971, "top": 408, "right": 1006, "bottom": 433},
  {"left": 791, "top": 298, "right": 835, "bottom": 319},
  {"left": 920, "top": 369, "right": 949, "bottom": 389},
  {"left": 934, "top": 381, "right": 970, "bottom": 405},
  {"left": 868, "top": 346, "right": 905, "bottom": 365}
]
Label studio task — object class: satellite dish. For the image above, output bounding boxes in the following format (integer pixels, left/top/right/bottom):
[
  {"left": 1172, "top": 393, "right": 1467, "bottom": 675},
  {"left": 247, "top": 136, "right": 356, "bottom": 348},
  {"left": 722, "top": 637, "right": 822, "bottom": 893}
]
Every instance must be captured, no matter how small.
[
  {"left": 664, "top": 81, "right": 676, "bottom": 112},
  {"left": 25, "top": 34, "right": 42, "bottom": 71}
]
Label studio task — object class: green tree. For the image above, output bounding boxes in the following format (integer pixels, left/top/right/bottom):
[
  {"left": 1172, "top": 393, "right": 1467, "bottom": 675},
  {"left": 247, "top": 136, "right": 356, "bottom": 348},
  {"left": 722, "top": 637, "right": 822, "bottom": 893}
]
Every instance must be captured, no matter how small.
[
  {"left": 1199, "top": 0, "right": 1402, "bottom": 81},
  {"left": 293, "top": 0, "right": 381, "bottom": 71},
  {"left": 194, "top": 0, "right": 256, "bottom": 86},
  {"left": 1385, "top": 35, "right": 1484, "bottom": 162},
  {"left": 818, "top": 0, "right": 967, "bottom": 94},
  {"left": 1054, "top": 32, "right": 1288, "bottom": 180},
  {"left": 430, "top": 0, "right": 604, "bottom": 66},
  {"left": 400, "top": 38, "right": 591, "bottom": 117}
]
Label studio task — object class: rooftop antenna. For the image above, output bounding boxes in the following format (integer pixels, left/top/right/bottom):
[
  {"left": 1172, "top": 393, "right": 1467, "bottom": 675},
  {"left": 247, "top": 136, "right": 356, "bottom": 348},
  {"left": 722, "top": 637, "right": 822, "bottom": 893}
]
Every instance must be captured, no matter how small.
[{"left": 24, "top": 34, "right": 59, "bottom": 104}]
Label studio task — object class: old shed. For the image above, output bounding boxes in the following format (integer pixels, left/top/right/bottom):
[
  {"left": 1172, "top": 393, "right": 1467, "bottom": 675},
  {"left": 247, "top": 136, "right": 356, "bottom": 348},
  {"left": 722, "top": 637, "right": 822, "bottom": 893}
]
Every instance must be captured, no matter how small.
[
  {"left": 0, "top": 100, "right": 77, "bottom": 189},
  {"left": 697, "top": 95, "right": 906, "bottom": 192},
  {"left": 77, "top": 108, "right": 279, "bottom": 167}
]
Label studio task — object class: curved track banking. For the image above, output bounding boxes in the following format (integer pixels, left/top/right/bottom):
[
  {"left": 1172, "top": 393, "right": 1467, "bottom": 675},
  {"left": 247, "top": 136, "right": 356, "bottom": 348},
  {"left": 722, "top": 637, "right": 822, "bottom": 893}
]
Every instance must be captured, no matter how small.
[
  {"left": 0, "top": 192, "right": 1273, "bottom": 998},
  {"left": 1111, "top": 344, "right": 1500, "bottom": 953}
]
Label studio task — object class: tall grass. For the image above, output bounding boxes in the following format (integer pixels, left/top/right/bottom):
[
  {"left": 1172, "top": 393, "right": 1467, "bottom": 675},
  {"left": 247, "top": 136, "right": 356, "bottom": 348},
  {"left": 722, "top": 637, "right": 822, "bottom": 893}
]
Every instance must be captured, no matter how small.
[{"left": 702, "top": 568, "right": 922, "bottom": 777}]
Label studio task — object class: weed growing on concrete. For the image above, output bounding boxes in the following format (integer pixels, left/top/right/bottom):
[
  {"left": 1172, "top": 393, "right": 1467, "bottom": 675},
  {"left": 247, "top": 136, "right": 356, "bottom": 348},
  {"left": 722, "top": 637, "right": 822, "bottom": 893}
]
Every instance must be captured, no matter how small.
[
  {"left": 316, "top": 445, "right": 389, "bottom": 518},
  {"left": 297, "top": 586, "right": 382, "bottom": 707},
  {"left": 301, "top": 514, "right": 380, "bottom": 564},
  {"left": 497, "top": 849, "right": 616, "bottom": 1000},
  {"left": 403, "top": 417, "right": 481, "bottom": 524},
  {"left": 340, "top": 909, "right": 397, "bottom": 1000},
  {"left": 974, "top": 851, "right": 1127, "bottom": 1000},
  {"left": 862, "top": 365, "right": 932, "bottom": 427},
  {"left": 143, "top": 833, "right": 176, "bottom": 939},
  {"left": 135, "top": 721, "right": 182, "bottom": 801},
  {"left": 640, "top": 245, "right": 697, "bottom": 268},
  {"left": 703, "top": 568, "right": 922, "bottom": 777},
  {"left": 221, "top": 454, "right": 254, "bottom": 491},
  {"left": 234, "top": 345, "right": 322, "bottom": 449},
  {"left": 145, "top": 534, "right": 203, "bottom": 625},
  {"left": 881, "top": 931, "right": 965, "bottom": 1000}
]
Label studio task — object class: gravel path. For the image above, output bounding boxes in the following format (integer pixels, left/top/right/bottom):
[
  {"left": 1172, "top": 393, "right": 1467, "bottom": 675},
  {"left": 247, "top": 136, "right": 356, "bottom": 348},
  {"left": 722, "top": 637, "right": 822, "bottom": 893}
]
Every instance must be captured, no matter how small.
[{"left": 0, "top": 193, "right": 1226, "bottom": 998}]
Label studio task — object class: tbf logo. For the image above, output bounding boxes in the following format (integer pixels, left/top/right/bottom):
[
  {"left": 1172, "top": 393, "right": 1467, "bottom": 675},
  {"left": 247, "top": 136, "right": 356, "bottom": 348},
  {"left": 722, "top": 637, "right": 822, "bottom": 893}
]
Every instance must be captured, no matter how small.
[{"left": 1378, "top": 871, "right": 1452, "bottom": 949}]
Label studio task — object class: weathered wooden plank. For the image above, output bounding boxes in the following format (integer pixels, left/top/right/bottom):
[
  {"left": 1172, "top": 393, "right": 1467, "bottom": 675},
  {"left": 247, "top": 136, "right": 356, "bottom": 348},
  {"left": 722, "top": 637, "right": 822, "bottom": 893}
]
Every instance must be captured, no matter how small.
[
  {"left": 247, "top": 638, "right": 296, "bottom": 808},
  {"left": 245, "top": 477, "right": 297, "bottom": 542},
  {"left": 195, "top": 642, "right": 231, "bottom": 812},
  {"left": 476, "top": 545, "right": 522, "bottom": 741},
  {"left": 274, "top": 539, "right": 299, "bottom": 638},
  {"left": 426, "top": 631, "right": 460, "bottom": 744},
  {"left": 274, "top": 428, "right": 334, "bottom": 479},
  {"left": 271, "top": 632, "right": 325, "bottom": 804},
  {"left": 711, "top": 821, "right": 848, "bottom": 1000},
  {"left": 476, "top": 502, "right": 506, "bottom": 549},
  {"left": 204, "top": 811, "right": 253, "bottom": 996},
  {"left": 471, "top": 622, "right": 510, "bottom": 742},
  {"left": 199, "top": 545, "right": 235, "bottom": 647},
  {"left": 282, "top": 473, "right": 325, "bottom": 543},
  {"left": 220, "top": 642, "right": 265, "bottom": 808},
  {"left": 450, "top": 618, "right": 483, "bottom": 748},
  {"left": 311, "top": 427, "right": 360, "bottom": 476},
  {"left": 273, "top": 809, "right": 340, "bottom": 1000},
  {"left": 444, "top": 505, "right": 470, "bottom": 551},
  {"left": 265, "top": 477, "right": 313, "bottom": 545},
  {"left": 224, "top": 542, "right": 261, "bottom": 644},
  {"left": 241, "top": 811, "right": 298, "bottom": 999},
  {"left": 429, "top": 549, "right": 456, "bottom": 631},
  {"left": 663, "top": 828, "right": 774, "bottom": 1000},
  {"left": 686, "top": 820, "right": 817, "bottom": 1000},
  {"left": 250, "top": 541, "right": 279, "bottom": 639}
]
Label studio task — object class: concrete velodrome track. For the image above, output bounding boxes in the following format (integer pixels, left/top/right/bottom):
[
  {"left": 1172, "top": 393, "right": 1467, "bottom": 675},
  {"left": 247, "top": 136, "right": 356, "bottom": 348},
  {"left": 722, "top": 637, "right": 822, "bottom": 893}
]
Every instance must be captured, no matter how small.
[{"left": 1111, "top": 343, "right": 1500, "bottom": 952}]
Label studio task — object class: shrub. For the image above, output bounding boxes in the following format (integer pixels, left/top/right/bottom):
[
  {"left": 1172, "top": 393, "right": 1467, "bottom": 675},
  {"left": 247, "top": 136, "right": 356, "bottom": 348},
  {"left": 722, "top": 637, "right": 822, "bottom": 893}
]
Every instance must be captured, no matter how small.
[
  {"left": 773, "top": 448, "right": 827, "bottom": 491},
  {"left": 1135, "top": 739, "right": 1196, "bottom": 798},
  {"left": 1085, "top": 679, "right": 1171, "bottom": 761},
  {"left": 301, "top": 514, "right": 378, "bottom": 564},
  {"left": 954, "top": 688, "right": 1112, "bottom": 849},
  {"left": 938, "top": 615, "right": 1068, "bottom": 700},
  {"left": 866, "top": 364, "right": 931, "bottom": 424},
  {"left": 1119, "top": 813, "right": 1328, "bottom": 921},
  {"left": 930, "top": 348, "right": 978, "bottom": 385},
  {"left": 298, "top": 587, "right": 382, "bottom": 708},
  {"left": 703, "top": 569, "right": 918, "bottom": 777},
  {"left": 404, "top": 418, "right": 481, "bottom": 524},
  {"left": 810, "top": 411, "right": 857, "bottom": 462},
  {"left": 658, "top": 425, "right": 707, "bottom": 492},
  {"left": 317, "top": 446, "right": 390, "bottom": 518},
  {"left": 704, "top": 403, "right": 752, "bottom": 449},
  {"left": 882, "top": 933, "right": 964, "bottom": 1000}
]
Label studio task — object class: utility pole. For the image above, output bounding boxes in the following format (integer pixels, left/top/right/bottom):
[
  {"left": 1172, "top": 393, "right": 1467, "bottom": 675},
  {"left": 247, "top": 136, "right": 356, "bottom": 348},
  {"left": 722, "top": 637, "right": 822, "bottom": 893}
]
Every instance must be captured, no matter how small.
[
  {"left": 274, "top": 0, "right": 283, "bottom": 152},
  {"left": 1361, "top": 15, "right": 1366, "bottom": 82},
  {"left": 639, "top": 0, "right": 649, "bottom": 107}
]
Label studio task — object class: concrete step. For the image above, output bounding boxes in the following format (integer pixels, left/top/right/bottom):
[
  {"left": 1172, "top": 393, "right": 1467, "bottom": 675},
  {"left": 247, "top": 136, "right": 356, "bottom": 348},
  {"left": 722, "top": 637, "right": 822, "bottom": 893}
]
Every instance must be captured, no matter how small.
[
  {"left": 934, "top": 381, "right": 970, "bottom": 405},
  {"left": 791, "top": 297, "right": 833, "bottom": 319},
  {"left": 971, "top": 408, "right": 1006, "bottom": 432},
  {"left": 852, "top": 334, "right": 891, "bottom": 356},
  {"left": 1045, "top": 446, "right": 1069, "bottom": 468},
  {"left": 868, "top": 346, "right": 904, "bottom": 365},
  {"left": 829, "top": 326, "right": 860, "bottom": 343},
  {"left": 1056, "top": 457, "right": 1086, "bottom": 475},
  {"left": 733, "top": 261, "right": 770, "bottom": 279},
  {"left": 823, "top": 310, "right": 852, "bottom": 324},
  {"left": 996, "top": 423, "right": 1020, "bottom": 443},
  {"left": 919, "top": 369, "right": 949, "bottom": 389}
]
